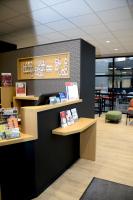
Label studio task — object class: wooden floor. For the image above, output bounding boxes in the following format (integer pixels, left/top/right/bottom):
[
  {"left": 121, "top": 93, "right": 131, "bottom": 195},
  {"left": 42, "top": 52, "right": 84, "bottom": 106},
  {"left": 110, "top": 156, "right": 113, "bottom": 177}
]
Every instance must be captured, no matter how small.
[{"left": 34, "top": 114, "right": 133, "bottom": 200}]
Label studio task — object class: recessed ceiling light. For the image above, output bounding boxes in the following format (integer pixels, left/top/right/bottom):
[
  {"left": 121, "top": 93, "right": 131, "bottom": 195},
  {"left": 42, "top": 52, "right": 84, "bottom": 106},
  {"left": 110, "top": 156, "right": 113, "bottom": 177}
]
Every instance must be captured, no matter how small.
[
  {"left": 114, "top": 48, "right": 118, "bottom": 51},
  {"left": 106, "top": 40, "right": 110, "bottom": 43}
]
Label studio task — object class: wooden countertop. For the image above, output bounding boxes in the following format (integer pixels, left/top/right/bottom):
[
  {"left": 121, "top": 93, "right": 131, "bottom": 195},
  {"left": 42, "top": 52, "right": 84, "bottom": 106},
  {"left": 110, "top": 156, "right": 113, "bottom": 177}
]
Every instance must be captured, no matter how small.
[
  {"left": 21, "top": 99, "right": 82, "bottom": 112},
  {"left": 0, "top": 133, "right": 36, "bottom": 147},
  {"left": 52, "top": 118, "right": 96, "bottom": 136}
]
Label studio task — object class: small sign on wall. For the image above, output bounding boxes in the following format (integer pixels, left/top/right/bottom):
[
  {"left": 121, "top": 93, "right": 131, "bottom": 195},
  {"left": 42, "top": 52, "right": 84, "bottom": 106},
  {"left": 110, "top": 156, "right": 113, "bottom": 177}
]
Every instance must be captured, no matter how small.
[{"left": 17, "top": 52, "right": 70, "bottom": 80}]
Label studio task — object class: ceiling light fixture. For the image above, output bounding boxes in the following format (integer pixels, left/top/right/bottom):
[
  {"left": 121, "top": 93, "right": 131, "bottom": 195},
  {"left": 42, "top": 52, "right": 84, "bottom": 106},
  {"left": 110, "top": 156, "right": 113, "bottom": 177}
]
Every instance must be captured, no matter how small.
[
  {"left": 114, "top": 48, "right": 118, "bottom": 51},
  {"left": 106, "top": 40, "right": 110, "bottom": 43}
]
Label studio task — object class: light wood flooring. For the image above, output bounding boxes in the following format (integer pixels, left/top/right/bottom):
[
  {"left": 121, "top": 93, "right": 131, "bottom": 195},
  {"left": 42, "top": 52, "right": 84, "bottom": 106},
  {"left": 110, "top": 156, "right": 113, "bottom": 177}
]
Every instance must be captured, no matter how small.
[{"left": 34, "top": 114, "right": 133, "bottom": 200}]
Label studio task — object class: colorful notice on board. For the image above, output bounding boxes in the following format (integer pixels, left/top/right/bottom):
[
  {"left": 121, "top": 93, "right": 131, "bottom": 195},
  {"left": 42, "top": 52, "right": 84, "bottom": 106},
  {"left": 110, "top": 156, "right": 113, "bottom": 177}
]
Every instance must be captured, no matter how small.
[{"left": 17, "top": 52, "right": 70, "bottom": 80}]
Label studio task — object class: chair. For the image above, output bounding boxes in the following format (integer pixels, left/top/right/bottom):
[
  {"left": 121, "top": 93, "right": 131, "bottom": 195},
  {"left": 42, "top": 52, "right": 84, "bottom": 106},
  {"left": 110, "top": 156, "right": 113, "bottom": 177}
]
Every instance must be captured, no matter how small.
[
  {"left": 102, "top": 91, "right": 113, "bottom": 112},
  {"left": 95, "top": 90, "right": 102, "bottom": 116},
  {"left": 126, "top": 98, "right": 133, "bottom": 125}
]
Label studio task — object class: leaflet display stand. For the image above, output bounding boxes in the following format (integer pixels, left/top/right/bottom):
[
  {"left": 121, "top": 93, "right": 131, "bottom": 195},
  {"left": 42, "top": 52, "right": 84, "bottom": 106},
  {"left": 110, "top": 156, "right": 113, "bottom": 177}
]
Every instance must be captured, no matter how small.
[{"left": 52, "top": 118, "right": 96, "bottom": 161}]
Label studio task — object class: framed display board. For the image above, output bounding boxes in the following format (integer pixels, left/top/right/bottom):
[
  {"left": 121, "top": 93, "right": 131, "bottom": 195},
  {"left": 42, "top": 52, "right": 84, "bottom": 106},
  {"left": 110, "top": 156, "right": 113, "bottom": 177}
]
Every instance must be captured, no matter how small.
[{"left": 17, "top": 52, "right": 70, "bottom": 80}]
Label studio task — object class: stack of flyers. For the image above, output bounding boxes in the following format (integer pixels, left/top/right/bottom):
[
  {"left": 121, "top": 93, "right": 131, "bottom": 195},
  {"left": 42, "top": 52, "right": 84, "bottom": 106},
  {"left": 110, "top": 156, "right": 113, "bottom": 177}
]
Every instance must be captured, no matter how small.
[
  {"left": 49, "top": 96, "right": 57, "bottom": 104},
  {"left": 71, "top": 108, "right": 78, "bottom": 122},
  {"left": 60, "top": 111, "right": 67, "bottom": 128},
  {"left": 66, "top": 110, "right": 74, "bottom": 125},
  {"left": 59, "top": 92, "right": 67, "bottom": 102}
]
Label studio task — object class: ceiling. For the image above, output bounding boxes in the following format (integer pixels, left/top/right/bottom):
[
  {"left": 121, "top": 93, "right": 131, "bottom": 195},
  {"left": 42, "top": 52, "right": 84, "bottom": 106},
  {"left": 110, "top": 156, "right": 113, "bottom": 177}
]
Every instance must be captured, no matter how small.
[{"left": 0, "top": 0, "right": 133, "bottom": 57}]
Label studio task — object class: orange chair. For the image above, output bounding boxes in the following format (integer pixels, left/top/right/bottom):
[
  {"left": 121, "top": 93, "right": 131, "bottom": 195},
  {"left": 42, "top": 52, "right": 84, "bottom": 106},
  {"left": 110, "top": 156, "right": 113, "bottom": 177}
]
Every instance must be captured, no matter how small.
[
  {"left": 128, "top": 98, "right": 133, "bottom": 110},
  {"left": 126, "top": 99, "right": 133, "bottom": 125}
]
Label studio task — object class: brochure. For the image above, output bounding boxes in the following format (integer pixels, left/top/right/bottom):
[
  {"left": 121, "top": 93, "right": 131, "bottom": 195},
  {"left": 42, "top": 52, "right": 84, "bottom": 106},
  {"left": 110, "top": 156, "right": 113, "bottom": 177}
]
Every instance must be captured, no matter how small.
[
  {"left": 1, "top": 73, "right": 12, "bottom": 86},
  {"left": 60, "top": 111, "right": 67, "bottom": 128},
  {"left": 66, "top": 110, "right": 74, "bottom": 125},
  {"left": 59, "top": 92, "right": 67, "bottom": 102},
  {"left": 0, "top": 108, "right": 20, "bottom": 140},
  {"left": 49, "top": 96, "right": 58, "bottom": 104},
  {"left": 65, "top": 82, "right": 79, "bottom": 100},
  {"left": 16, "top": 82, "right": 26, "bottom": 96},
  {"left": 71, "top": 108, "right": 78, "bottom": 122}
]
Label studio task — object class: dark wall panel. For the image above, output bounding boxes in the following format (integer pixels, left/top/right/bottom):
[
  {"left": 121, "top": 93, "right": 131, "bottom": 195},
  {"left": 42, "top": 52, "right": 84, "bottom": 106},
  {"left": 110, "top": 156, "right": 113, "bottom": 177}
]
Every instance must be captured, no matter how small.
[
  {"left": 0, "top": 40, "right": 80, "bottom": 96},
  {"left": 80, "top": 40, "right": 95, "bottom": 118},
  {"left": 35, "top": 103, "right": 81, "bottom": 195},
  {"left": 0, "top": 41, "right": 17, "bottom": 53}
]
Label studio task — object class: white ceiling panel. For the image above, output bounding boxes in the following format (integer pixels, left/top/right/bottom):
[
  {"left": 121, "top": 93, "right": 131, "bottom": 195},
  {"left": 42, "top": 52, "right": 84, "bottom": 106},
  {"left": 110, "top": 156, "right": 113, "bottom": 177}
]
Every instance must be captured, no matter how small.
[
  {"left": 112, "top": 30, "right": 133, "bottom": 38},
  {"left": 70, "top": 13, "right": 102, "bottom": 27},
  {"left": 106, "top": 19, "right": 133, "bottom": 31},
  {"left": 85, "top": 0, "right": 127, "bottom": 12},
  {"left": 33, "top": 25, "right": 55, "bottom": 35},
  {"left": 118, "top": 36, "right": 133, "bottom": 44},
  {"left": 41, "top": 0, "right": 71, "bottom": 6},
  {"left": 36, "top": 36, "right": 50, "bottom": 43},
  {"left": 47, "top": 19, "right": 77, "bottom": 31},
  {"left": 6, "top": 16, "right": 38, "bottom": 29},
  {"left": 31, "top": 7, "right": 63, "bottom": 24},
  {"left": 81, "top": 24, "right": 109, "bottom": 34},
  {"left": 0, "top": 22, "right": 16, "bottom": 35},
  {"left": 53, "top": 0, "right": 92, "bottom": 18},
  {"left": 0, "top": 4, "right": 19, "bottom": 22},
  {"left": 60, "top": 27, "right": 86, "bottom": 37},
  {"left": 125, "top": 46, "right": 133, "bottom": 52},
  {"left": 97, "top": 6, "right": 133, "bottom": 23},
  {"left": 47, "top": 32, "right": 67, "bottom": 40},
  {"left": 0, "top": 0, "right": 47, "bottom": 13},
  {"left": 0, "top": 0, "right": 133, "bottom": 56}
]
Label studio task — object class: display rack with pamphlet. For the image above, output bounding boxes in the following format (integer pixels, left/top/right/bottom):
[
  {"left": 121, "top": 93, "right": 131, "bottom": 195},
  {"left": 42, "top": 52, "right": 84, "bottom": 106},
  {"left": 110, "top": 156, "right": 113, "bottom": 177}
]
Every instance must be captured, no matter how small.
[
  {"left": 60, "top": 108, "right": 78, "bottom": 128},
  {"left": 65, "top": 82, "right": 79, "bottom": 100},
  {"left": 0, "top": 108, "right": 20, "bottom": 140},
  {"left": 16, "top": 82, "right": 26, "bottom": 96},
  {"left": 60, "top": 111, "right": 67, "bottom": 128}
]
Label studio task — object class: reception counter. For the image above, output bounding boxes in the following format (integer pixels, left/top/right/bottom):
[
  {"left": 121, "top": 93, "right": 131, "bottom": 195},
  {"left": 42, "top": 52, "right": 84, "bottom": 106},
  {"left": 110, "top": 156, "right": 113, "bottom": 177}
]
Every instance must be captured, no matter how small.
[
  {"left": 1, "top": 99, "right": 88, "bottom": 200},
  {"left": 0, "top": 99, "right": 82, "bottom": 147},
  {"left": 0, "top": 99, "right": 97, "bottom": 200}
]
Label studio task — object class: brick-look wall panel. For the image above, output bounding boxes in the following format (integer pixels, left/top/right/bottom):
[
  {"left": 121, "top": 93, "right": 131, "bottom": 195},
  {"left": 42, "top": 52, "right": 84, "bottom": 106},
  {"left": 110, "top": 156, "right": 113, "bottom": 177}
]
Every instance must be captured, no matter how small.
[{"left": 0, "top": 40, "right": 80, "bottom": 96}]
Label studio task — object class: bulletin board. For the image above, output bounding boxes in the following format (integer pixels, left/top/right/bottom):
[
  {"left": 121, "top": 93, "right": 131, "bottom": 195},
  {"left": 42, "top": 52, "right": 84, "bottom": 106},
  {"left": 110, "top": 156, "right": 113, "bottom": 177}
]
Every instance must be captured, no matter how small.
[{"left": 17, "top": 52, "right": 70, "bottom": 80}]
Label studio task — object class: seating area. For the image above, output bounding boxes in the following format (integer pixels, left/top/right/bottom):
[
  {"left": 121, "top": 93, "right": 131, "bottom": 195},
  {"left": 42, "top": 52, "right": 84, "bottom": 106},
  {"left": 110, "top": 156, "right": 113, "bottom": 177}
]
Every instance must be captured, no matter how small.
[{"left": 95, "top": 89, "right": 133, "bottom": 125}]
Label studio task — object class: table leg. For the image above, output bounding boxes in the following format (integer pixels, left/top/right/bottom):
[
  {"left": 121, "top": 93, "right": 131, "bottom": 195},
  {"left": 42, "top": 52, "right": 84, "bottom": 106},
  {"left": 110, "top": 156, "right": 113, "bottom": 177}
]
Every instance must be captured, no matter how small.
[{"left": 80, "top": 123, "right": 96, "bottom": 161}]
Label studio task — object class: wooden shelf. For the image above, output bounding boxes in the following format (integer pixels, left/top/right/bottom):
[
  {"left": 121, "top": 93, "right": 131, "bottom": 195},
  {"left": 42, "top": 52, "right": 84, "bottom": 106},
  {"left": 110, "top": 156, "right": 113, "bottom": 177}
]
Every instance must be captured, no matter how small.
[
  {"left": 53, "top": 117, "right": 97, "bottom": 161},
  {"left": 14, "top": 96, "right": 39, "bottom": 100},
  {"left": 0, "top": 99, "right": 82, "bottom": 147},
  {"left": 52, "top": 118, "right": 96, "bottom": 136},
  {"left": 21, "top": 99, "right": 82, "bottom": 112},
  {"left": 0, "top": 133, "right": 36, "bottom": 147}
]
